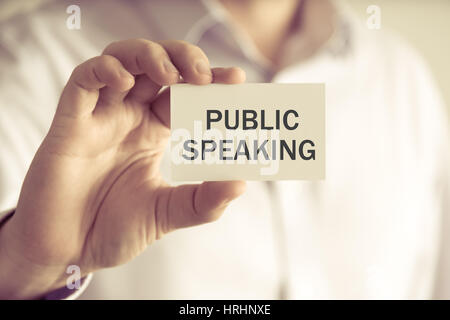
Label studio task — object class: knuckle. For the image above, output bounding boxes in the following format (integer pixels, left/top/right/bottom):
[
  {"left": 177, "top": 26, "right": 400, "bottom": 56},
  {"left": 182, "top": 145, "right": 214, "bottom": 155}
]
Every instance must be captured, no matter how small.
[
  {"left": 135, "top": 37, "right": 152, "bottom": 45},
  {"left": 178, "top": 42, "right": 204, "bottom": 59},
  {"left": 72, "top": 59, "right": 94, "bottom": 80},
  {"left": 92, "top": 56, "right": 119, "bottom": 80},
  {"left": 102, "top": 40, "right": 120, "bottom": 54},
  {"left": 96, "top": 54, "right": 116, "bottom": 66},
  {"left": 139, "top": 41, "right": 161, "bottom": 59},
  {"left": 72, "top": 63, "right": 84, "bottom": 76},
  {"left": 70, "top": 64, "right": 91, "bottom": 89}
]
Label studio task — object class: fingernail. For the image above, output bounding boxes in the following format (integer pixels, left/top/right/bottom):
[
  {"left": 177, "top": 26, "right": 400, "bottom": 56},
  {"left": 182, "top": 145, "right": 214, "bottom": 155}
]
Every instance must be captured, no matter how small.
[
  {"left": 163, "top": 59, "right": 178, "bottom": 74},
  {"left": 195, "top": 60, "right": 212, "bottom": 77}
]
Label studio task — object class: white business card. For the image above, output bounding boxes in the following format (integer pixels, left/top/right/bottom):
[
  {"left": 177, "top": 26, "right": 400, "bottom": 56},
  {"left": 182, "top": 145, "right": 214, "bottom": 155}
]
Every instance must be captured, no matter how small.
[{"left": 170, "top": 83, "right": 325, "bottom": 181}]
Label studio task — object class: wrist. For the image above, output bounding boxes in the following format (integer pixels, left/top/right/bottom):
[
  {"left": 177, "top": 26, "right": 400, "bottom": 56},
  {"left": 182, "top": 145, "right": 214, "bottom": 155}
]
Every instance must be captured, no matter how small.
[{"left": 0, "top": 216, "right": 67, "bottom": 299}]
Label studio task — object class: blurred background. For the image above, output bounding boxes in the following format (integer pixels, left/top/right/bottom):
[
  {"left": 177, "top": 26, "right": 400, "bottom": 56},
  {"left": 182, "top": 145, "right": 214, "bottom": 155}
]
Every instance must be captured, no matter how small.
[
  {"left": 0, "top": 0, "right": 449, "bottom": 115},
  {"left": 346, "top": 0, "right": 450, "bottom": 119}
]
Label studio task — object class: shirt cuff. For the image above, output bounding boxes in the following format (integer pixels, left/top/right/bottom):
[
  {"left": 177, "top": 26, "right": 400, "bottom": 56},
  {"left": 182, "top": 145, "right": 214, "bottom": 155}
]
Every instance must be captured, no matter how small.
[
  {"left": 44, "top": 273, "right": 93, "bottom": 300},
  {"left": 0, "top": 208, "right": 14, "bottom": 226}
]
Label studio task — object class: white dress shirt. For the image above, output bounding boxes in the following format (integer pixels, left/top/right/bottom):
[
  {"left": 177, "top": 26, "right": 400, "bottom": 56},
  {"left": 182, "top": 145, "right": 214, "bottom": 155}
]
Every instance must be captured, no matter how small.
[{"left": 0, "top": 0, "right": 448, "bottom": 299}]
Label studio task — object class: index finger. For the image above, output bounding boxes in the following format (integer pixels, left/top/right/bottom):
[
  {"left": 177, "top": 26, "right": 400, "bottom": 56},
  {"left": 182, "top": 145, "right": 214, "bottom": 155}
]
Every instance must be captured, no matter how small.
[{"left": 103, "top": 39, "right": 180, "bottom": 86}]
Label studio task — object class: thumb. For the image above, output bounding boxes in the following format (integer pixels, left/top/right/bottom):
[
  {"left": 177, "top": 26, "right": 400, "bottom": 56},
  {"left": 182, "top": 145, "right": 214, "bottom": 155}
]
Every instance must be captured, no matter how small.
[{"left": 156, "top": 181, "right": 246, "bottom": 235}]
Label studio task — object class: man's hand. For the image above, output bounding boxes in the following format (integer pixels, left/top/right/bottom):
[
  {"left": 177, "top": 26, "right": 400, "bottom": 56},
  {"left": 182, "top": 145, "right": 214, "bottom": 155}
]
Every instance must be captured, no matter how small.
[{"left": 0, "top": 39, "right": 246, "bottom": 299}]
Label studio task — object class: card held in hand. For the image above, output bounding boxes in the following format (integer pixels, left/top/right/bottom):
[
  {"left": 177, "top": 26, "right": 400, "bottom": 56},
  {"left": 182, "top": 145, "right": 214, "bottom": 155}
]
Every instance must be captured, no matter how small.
[{"left": 170, "top": 83, "right": 325, "bottom": 181}]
